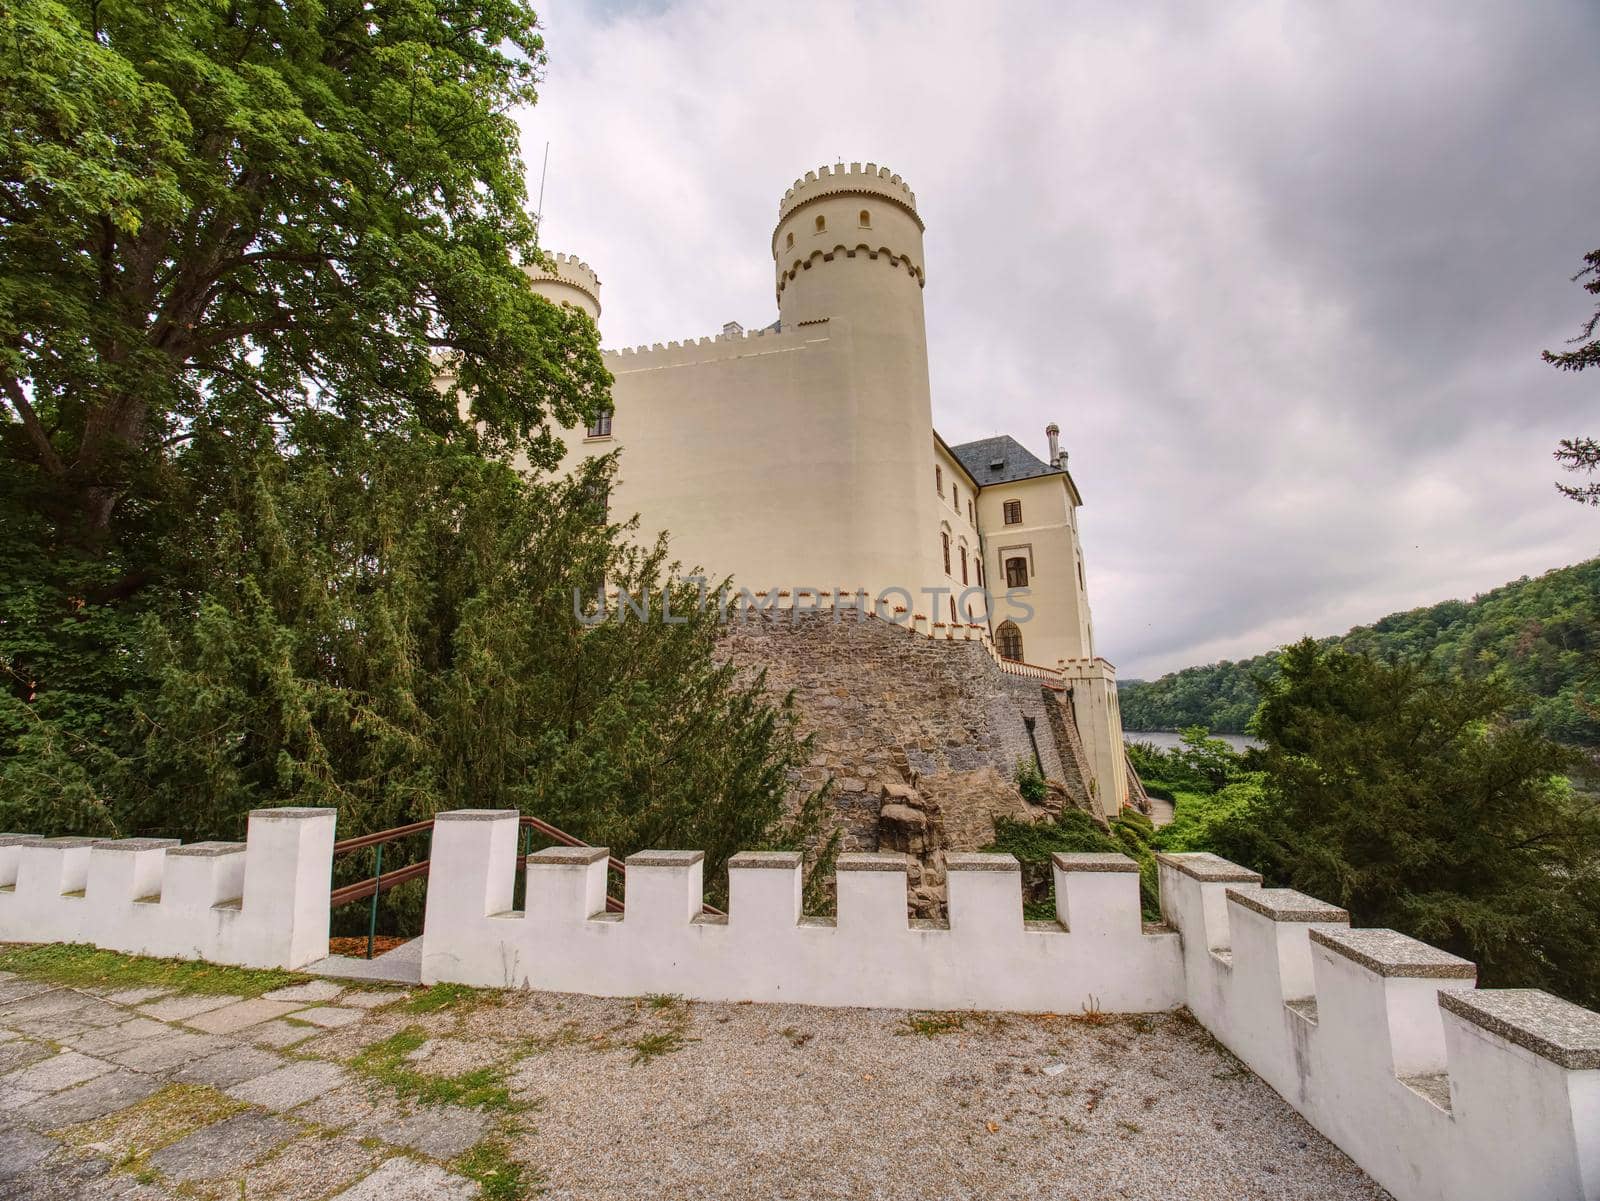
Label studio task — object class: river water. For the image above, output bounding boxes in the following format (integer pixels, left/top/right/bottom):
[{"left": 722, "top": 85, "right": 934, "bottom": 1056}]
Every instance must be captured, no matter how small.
[{"left": 1125, "top": 730, "right": 1262, "bottom": 753}]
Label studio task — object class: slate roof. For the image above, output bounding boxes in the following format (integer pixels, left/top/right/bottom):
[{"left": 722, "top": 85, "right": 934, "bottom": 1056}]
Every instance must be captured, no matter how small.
[{"left": 948, "top": 435, "right": 1060, "bottom": 486}]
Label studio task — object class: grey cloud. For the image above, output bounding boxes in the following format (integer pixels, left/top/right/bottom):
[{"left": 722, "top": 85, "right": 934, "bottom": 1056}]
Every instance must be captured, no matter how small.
[{"left": 524, "top": 0, "right": 1599, "bottom": 677}]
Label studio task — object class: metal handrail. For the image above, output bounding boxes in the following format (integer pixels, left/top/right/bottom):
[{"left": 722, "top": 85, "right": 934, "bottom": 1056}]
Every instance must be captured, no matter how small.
[{"left": 328, "top": 813, "right": 726, "bottom": 952}]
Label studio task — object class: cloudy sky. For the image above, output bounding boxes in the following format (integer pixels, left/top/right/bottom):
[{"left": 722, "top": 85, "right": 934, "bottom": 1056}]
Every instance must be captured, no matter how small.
[{"left": 516, "top": 0, "right": 1599, "bottom": 679}]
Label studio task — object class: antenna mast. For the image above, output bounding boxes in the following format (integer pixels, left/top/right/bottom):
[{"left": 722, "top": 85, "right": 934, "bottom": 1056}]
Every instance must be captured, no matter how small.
[{"left": 534, "top": 141, "right": 550, "bottom": 248}]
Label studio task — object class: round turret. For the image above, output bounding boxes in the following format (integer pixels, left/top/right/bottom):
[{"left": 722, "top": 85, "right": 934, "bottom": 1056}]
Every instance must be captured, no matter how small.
[
  {"left": 526, "top": 251, "right": 601, "bottom": 322},
  {"left": 771, "top": 162, "right": 926, "bottom": 320}
]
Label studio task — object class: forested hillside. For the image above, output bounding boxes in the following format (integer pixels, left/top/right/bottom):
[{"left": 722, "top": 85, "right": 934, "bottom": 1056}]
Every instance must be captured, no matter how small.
[{"left": 1118, "top": 558, "right": 1600, "bottom": 743}]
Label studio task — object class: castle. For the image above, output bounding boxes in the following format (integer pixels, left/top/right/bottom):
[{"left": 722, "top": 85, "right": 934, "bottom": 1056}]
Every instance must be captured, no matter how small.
[{"left": 526, "top": 163, "right": 1130, "bottom": 812}]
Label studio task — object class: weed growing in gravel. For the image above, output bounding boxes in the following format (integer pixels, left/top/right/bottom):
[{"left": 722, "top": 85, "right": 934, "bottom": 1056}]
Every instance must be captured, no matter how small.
[
  {"left": 779, "top": 1026, "right": 813, "bottom": 1048},
  {"left": 351, "top": 1027, "right": 521, "bottom": 1111},
  {"left": 897, "top": 1011, "right": 1005, "bottom": 1037},
  {"left": 640, "top": 993, "right": 684, "bottom": 1012},
  {"left": 454, "top": 1137, "right": 539, "bottom": 1201},
  {"left": 404, "top": 982, "right": 493, "bottom": 1014},
  {"left": 0, "top": 943, "right": 304, "bottom": 997},
  {"left": 629, "top": 1029, "right": 696, "bottom": 1065}
]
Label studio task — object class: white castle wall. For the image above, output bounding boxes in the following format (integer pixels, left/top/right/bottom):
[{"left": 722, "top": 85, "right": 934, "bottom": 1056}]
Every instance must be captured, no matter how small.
[
  {"left": 0, "top": 808, "right": 335, "bottom": 969},
  {"left": 418, "top": 811, "right": 1182, "bottom": 1013},
  {"left": 2, "top": 808, "right": 1596, "bottom": 1201}
]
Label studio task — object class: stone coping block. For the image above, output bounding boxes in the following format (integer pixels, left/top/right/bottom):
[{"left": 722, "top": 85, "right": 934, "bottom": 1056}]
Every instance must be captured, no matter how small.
[
  {"left": 1439, "top": 988, "right": 1600, "bottom": 1070},
  {"left": 626, "top": 850, "right": 705, "bottom": 867},
  {"left": 435, "top": 809, "right": 518, "bottom": 822},
  {"left": 1052, "top": 852, "right": 1138, "bottom": 873},
  {"left": 35, "top": 836, "right": 100, "bottom": 848},
  {"left": 251, "top": 807, "right": 336, "bottom": 820},
  {"left": 1227, "top": 887, "right": 1349, "bottom": 924},
  {"left": 1309, "top": 927, "right": 1476, "bottom": 979},
  {"left": 92, "top": 838, "right": 181, "bottom": 852},
  {"left": 527, "top": 846, "right": 608, "bottom": 866},
  {"left": 836, "top": 853, "right": 906, "bottom": 872},
  {"left": 0, "top": 835, "right": 43, "bottom": 847},
  {"left": 945, "top": 853, "right": 1019, "bottom": 873},
  {"left": 166, "top": 841, "right": 246, "bottom": 858},
  {"left": 1155, "top": 852, "right": 1262, "bottom": 884},
  {"left": 726, "top": 851, "right": 800, "bottom": 870}
]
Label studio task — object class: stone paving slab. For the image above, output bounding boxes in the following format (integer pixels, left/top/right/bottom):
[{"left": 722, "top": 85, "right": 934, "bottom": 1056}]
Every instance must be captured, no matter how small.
[
  {"left": 0, "top": 1082, "right": 44, "bottom": 1111},
  {"left": 360, "top": 1105, "right": 489, "bottom": 1160},
  {"left": 103, "top": 987, "right": 171, "bottom": 1007},
  {"left": 69, "top": 1017, "right": 170, "bottom": 1057},
  {"left": 0, "top": 979, "right": 55, "bottom": 1005},
  {"left": 329, "top": 1156, "right": 479, "bottom": 1200},
  {"left": 225, "top": 1059, "right": 348, "bottom": 1111},
  {"left": 338, "top": 989, "right": 408, "bottom": 1010},
  {"left": 146, "top": 1111, "right": 300, "bottom": 1183},
  {"left": 263, "top": 980, "right": 346, "bottom": 1004},
  {"left": 0, "top": 1121, "right": 55, "bottom": 1180},
  {"left": 246, "top": 1018, "right": 319, "bottom": 1048},
  {"left": 0, "top": 1037, "right": 51, "bottom": 1075},
  {"left": 182, "top": 997, "right": 304, "bottom": 1034},
  {"left": 21, "top": 1067, "right": 164, "bottom": 1130},
  {"left": 4, "top": 1050, "right": 117, "bottom": 1092},
  {"left": 107, "top": 1030, "right": 229, "bottom": 1073},
  {"left": 136, "top": 994, "right": 243, "bottom": 1022},
  {"left": 173, "top": 1046, "right": 287, "bottom": 1089},
  {"left": 293, "top": 1005, "right": 365, "bottom": 1029}
]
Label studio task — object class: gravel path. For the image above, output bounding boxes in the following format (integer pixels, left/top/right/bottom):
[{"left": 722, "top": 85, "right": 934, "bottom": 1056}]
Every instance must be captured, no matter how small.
[{"left": 0, "top": 962, "right": 1391, "bottom": 1201}]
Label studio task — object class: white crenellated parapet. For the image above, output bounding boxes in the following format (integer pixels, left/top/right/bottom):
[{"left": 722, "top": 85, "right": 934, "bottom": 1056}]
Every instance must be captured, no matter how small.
[
  {"left": 0, "top": 809, "right": 336, "bottom": 969},
  {"left": 419, "top": 811, "right": 1182, "bottom": 1012},
  {"left": 1157, "top": 851, "right": 1600, "bottom": 1201}
]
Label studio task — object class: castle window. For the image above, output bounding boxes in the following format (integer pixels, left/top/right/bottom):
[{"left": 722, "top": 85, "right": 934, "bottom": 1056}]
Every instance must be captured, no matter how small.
[
  {"left": 586, "top": 411, "right": 613, "bottom": 438},
  {"left": 968, "top": 499, "right": 974, "bottom": 525},
  {"left": 859, "top": 209, "right": 871, "bottom": 227},
  {"left": 786, "top": 232, "right": 794, "bottom": 249},
  {"left": 952, "top": 483, "right": 959, "bottom": 511},
  {"left": 942, "top": 532, "right": 951, "bottom": 575},
  {"left": 1003, "top": 500, "right": 1022, "bottom": 525},
  {"left": 960, "top": 547, "right": 968, "bottom": 585},
  {"left": 814, "top": 214, "right": 826, "bottom": 233},
  {"left": 1005, "top": 556, "right": 1029, "bottom": 588},
  {"left": 950, "top": 596, "right": 957, "bottom": 623},
  {"left": 1078, "top": 560, "right": 1085, "bottom": 589},
  {"left": 997, "top": 621, "right": 1023, "bottom": 662},
  {"left": 977, "top": 562, "right": 984, "bottom": 587},
  {"left": 935, "top": 465, "right": 943, "bottom": 496}
]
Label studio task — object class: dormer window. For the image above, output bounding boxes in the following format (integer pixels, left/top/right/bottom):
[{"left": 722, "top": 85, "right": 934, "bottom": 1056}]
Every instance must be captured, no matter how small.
[{"left": 586, "top": 412, "right": 613, "bottom": 438}]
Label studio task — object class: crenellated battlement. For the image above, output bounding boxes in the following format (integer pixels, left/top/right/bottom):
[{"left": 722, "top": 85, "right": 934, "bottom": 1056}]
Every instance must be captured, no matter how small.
[
  {"left": 0, "top": 810, "right": 335, "bottom": 969},
  {"left": 777, "top": 162, "right": 921, "bottom": 227},
  {"left": 525, "top": 250, "right": 601, "bottom": 311},
  {"left": 601, "top": 318, "right": 830, "bottom": 371}
]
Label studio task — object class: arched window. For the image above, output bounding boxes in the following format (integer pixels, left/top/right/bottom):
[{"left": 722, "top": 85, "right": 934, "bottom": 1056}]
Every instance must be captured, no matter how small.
[
  {"left": 960, "top": 546, "right": 968, "bottom": 585},
  {"left": 814, "top": 214, "right": 826, "bottom": 233},
  {"left": 1005, "top": 556, "right": 1029, "bottom": 588},
  {"left": 941, "top": 532, "right": 951, "bottom": 575},
  {"left": 997, "top": 621, "right": 1023, "bottom": 661},
  {"left": 786, "top": 231, "right": 794, "bottom": 249},
  {"left": 859, "top": 209, "right": 871, "bottom": 227},
  {"left": 935, "top": 465, "right": 943, "bottom": 496}
]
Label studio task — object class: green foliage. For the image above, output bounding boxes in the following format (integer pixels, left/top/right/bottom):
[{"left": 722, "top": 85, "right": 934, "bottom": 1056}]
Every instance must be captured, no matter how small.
[
  {"left": 454, "top": 1139, "right": 538, "bottom": 1201},
  {"left": 1230, "top": 640, "right": 1600, "bottom": 1007},
  {"left": 1542, "top": 247, "right": 1600, "bottom": 503},
  {"left": 1, "top": 0, "right": 609, "bottom": 543},
  {"left": 985, "top": 809, "right": 1160, "bottom": 918},
  {"left": 0, "top": 942, "right": 304, "bottom": 996},
  {"left": 1118, "top": 558, "right": 1600, "bottom": 744},
  {"left": 1014, "top": 758, "right": 1048, "bottom": 803}
]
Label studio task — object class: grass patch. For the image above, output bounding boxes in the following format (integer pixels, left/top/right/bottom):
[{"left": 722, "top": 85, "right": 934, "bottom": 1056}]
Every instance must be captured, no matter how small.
[
  {"left": 403, "top": 982, "right": 492, "bottom": 1015},
  {"left": 0, "top": 942, "right": 304, "bottom": 997},
  {"left": 454, "top": 1137, "right": 540, "bottom": 1201},
  {"left": 628, "top": 1029, "right": 695, "bottom": 1065},
  {"left": 351, "top": 1027, "right": 520, "bottom": 1111},
  {"left": 61, "top": 1083, "right": 245, "bottom": 1168},
  {"left": 639, "top": 993, "right": 684, "bottom": 1012}
]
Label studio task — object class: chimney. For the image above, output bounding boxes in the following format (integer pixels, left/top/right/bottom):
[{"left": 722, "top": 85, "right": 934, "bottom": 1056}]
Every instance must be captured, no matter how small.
[
  {"left": 1046, "top": 423, "right": 1060, "bottom": 466},
  {"left": 722, "top": 321, "right": 744, "bottom": 337}
]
